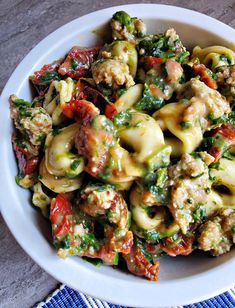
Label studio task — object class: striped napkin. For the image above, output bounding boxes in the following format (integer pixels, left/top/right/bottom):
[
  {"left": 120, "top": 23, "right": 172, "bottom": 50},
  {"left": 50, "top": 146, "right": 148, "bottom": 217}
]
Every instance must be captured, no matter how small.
[{"left": 37, "top": 285, "right": 235, "bottom": 308}]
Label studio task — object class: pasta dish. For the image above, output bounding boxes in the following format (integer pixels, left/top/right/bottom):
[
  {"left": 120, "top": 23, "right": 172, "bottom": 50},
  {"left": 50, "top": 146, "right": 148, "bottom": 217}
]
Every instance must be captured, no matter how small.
[{"left": 10, "top": 11, "right": 235, "bottom": 281}]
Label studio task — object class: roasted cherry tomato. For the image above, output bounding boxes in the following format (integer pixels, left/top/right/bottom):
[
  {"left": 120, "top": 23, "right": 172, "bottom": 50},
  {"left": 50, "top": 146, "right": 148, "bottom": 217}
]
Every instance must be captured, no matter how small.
[
  {"left": 50, "top": 193, "right": 72, "bottom": 239},
  {"left": 58, "top": 46, "right": 100, "bottom": 79},
  {"left": 192, "top": 63, "right": 217, "bottom": 89},
  {"left": 160, "top": 233, "right": 194, "bottom": 257}
]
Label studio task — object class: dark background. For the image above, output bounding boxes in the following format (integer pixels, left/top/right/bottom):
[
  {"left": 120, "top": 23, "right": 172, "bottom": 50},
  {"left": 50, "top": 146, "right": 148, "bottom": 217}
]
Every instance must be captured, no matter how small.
[{"left": 0, "top": 1, "right": 235, "bottom": 307}]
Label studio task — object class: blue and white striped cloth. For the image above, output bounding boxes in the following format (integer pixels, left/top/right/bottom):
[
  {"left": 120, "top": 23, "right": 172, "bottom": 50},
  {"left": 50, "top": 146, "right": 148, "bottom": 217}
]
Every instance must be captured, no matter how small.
[{"left": 37, "top": 285, "right": 235, "bottom": 308}]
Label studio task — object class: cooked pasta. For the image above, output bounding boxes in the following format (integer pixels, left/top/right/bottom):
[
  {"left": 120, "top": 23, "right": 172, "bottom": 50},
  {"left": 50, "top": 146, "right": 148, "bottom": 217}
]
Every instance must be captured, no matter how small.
[
  {"left": 10, "top": 10, "right": 235, "bottom": 282},
  {"left": 192, "top": 45, "right": 235, "bottom": 70}
]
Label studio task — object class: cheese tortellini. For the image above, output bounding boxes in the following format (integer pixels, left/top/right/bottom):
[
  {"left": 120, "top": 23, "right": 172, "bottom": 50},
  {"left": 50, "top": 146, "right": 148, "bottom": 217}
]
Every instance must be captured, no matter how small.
[
  {"left": 153, "top": 79, "right": 230, "bottom": 156},
  {"left": 192, "top": 45, "right": 235, "bottom": 70},
  {"left": 45, "top": 123, "right": 85, "bottom": 177},
  {"left": 44, "top": 77, "right": 75, "bottom": 125}
]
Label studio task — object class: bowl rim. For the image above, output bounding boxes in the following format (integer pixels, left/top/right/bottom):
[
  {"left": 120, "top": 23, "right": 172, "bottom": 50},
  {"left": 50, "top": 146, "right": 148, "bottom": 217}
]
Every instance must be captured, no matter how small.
[{"left": 1, "top": 4, "right": 235, "bottom": 307}]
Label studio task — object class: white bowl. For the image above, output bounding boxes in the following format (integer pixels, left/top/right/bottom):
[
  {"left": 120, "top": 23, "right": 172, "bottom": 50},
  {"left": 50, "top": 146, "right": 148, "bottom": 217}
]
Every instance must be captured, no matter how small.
[{"left": 0, "top": 4, "right": 235, "bottom": 307}]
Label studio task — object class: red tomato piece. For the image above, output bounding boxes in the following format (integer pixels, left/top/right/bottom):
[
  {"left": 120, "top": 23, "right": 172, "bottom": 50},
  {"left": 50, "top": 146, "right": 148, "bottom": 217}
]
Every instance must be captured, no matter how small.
[
  {"left": 50, "top": 193, "right": 72, "bottom": 239},
  {"left": 192, "top": 64, "right": 217, "bottom": 89},
  {"left": 213, "top": 124, "right": 235, "bottom": 140},
  {"left": 208, "top": 124, "right": 235, "bottom": 162},
  {"left": 105, "top": 103, "right": 118, "bottom": 119},
  {"left": 24, "top": 157, "right": 39, "bottom": 175},
  {"left": 141, "top": 56, "right": 163, "bottom": 71},
  {"left": 160, "top": 233, "right": 194, "bottom": 257},
  {"left": 58, "top": 46, "right": 100, "bottom": 79},
  {"left": 123, "top": 245, "right": 160, "bottom": 281},
  {"left": 12, "top": 134, "right": 39, "bottom": 176},
  {"left": 62, "top": 97, "right": 100, "bottom": 122}
]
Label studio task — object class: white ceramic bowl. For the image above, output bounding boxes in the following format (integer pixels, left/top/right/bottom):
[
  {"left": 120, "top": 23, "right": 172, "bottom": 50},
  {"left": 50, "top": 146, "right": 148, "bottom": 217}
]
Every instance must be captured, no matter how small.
[{"left": 0, "top": 4, "right": 235, "bottom": 307}]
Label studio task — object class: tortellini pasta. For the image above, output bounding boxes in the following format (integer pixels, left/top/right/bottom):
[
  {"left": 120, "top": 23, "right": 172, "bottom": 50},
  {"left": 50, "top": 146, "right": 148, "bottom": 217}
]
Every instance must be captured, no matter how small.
[
  {"left": 114, "top": 84, "right": 143, "bottom": 112},
  {"left": 153, "top": 79, "right": 230, "bottom": 156},
  {"left": 153, "top": 102, "right": 203, "bottom": 156},
  {"left": 130, "top": 185, "right": 179, "bottom": 238},
  {"left": 211, "top": 157, "right": 235, "bottom": 209},
  {"left": 192, "top": 45, "right": 235, "bottom": 70},
  {"left": 45, "top": 123, "right": 85, "bottom": 177},
  {"left": 44, "top": 77, "right": 75, "bottom": 125},
  {"left": 116, "top": 112, "right": 171, "bottom": 168},
  {"left": 39, "top": 158, "right": 83, "bottom": 193}
]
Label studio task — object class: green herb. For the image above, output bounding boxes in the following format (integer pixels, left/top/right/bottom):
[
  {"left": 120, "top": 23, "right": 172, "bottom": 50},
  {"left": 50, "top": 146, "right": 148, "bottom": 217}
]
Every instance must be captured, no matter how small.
[
  {"left": 36, "top": 133, "right": 46, "bottom": 143},
  {"left": 113, "top": 111, "right": 132, "bottom": 127},
  {"left": 175, "top": 51, "right": 190, "bottom": 63},
  {"left": 15, "top": 174, "right": 22, "bottom": 185},
  {"left": 83, "top": 257, "right": 102, "bottom": 267},
  {"left": 134, "top": 238, "right": 152, "bottom": 262},
  {"left": 192, "top": 207, "right": 206, "bottom": 222},
  {"left": 223, "top": 149, "right": 235, "bottom": 160},
  {"left": 180, "top": 121, "right": 191, "bottom": 129},
  {"left": 113, "top": 253, "right": 119, "bottom": 266},
  {"left": 116, "top": 88, "right": 127, "bottom": 97},
  {"left": 155, "top": 168, "right": 168, "bottom": 187},
  {"left": 201, "top": 137, "right": 215, "bottom": 148},
  {"left": 97, "top": 84, "right": 112, "bottom": 99},
  {"left": 19, "top": 109, "right": 32, "bottom": 117},
  {"left": 135, "top": 86, "right": 164, "bottom": 111},
  {"left": 59, "top": 235, "right": 71, "bottom": 249},
  {"left": 70, "top": 58, "right": 79, "bottom": 70},
  {"left": 39, "top": 71, "right": 60, "bottom": 82},
  {"left": 138, "top": 34, "right": 185, "bottom": 58},
  {"left": 70, "top": 160, "right": 81, "bottom": 171},
  {"left": 211, "top": 160, "right": 221, "bottom": 170},
  {"left": 13, "top": 98, "right": 31, "bottom": 107},
  {"left": 190, "top": 172, "right": 204, "bottom": 179},
  {"left": 15, "top": 135, "right": 27, "bottom": 148},
  {"left": 205, "top": 187, "right": 211, "bottom": 194},
  {"left": 231, "top": 226, "right": 235, "bottom": 234},
  {"left": 126, "top": 211, "right": 132, "bottom": 229},
  {"left": 219, "top": 55, "right": 232, "bottom": 66},
  {"left": 81, "top": 234, "right": 100, "bottom": 251},
  {"left": 52, "top": 127, "right": 60, "bottom": 136},
  {"left": 209, "top": 112, "right": 235, "bottom": 126},
  {"left": 137, "top": 227, "right": 160, "bottom": 242},
  {"left": 171, "top": 233, "right": 181, "bottom": 243}
]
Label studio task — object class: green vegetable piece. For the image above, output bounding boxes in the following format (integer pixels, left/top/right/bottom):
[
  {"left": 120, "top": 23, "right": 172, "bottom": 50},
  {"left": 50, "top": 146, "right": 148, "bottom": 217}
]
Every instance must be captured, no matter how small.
[
  {"left": 59, "top": 235, "right": 71, "bottom": 249},
  {"left": 180, "top": 121, "right": 191, "bottom": 129},
  {"left": 70, "top": 160, "right": 81, "bottom": 171},
  {"left": 134, "top": 238, "right": 152, "bottom": 262},
  {"left": 192, "top": 207, "right": 206, "bottom": 222},
  {"left": 39, "top": 71, "right": 60, "bottom": 82},
  {"left": 113, "top": 253, "right": 119, "bottom": 266},
  {"left": 113, "top": 111, "right": 132, "bottom": 127},
  {"left": 155, "top": 168, "right": 168, "bottom": 188},
  {"left": 15, "top": 174, "right": 22, "bottom": 185},
  {"left": 13, "top": 98, "right": 31, "bottom": 107},
  {"left": 83, "top": 257, "right": 102, "bottom": 267},
  {"left": 112, "top": 11, "right": 131, "bottom": 27},
  {"left": 138, "top": 227, "right": 160, "bottom": 242},
  {"left": 70, "top": 58, "right": 79, "bottom": 70},
  {"left": 146, "top": 145, "right": 171, "bottom": 171}
]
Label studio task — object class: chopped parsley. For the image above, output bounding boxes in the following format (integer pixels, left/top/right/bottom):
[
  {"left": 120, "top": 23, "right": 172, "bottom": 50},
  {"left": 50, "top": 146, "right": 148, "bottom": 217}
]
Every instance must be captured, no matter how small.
[
  {"left": 192, "top": 207, "right": 206, "bottom": 222},
  {"left": 70, "top": 160, "right": 81, "bottom": 171}
]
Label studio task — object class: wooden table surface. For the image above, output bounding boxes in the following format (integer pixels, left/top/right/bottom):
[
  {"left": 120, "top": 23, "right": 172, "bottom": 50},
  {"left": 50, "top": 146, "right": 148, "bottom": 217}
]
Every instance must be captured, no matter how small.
[{"left": 0, "top": 1, "right": 235, "bottom": 307}]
